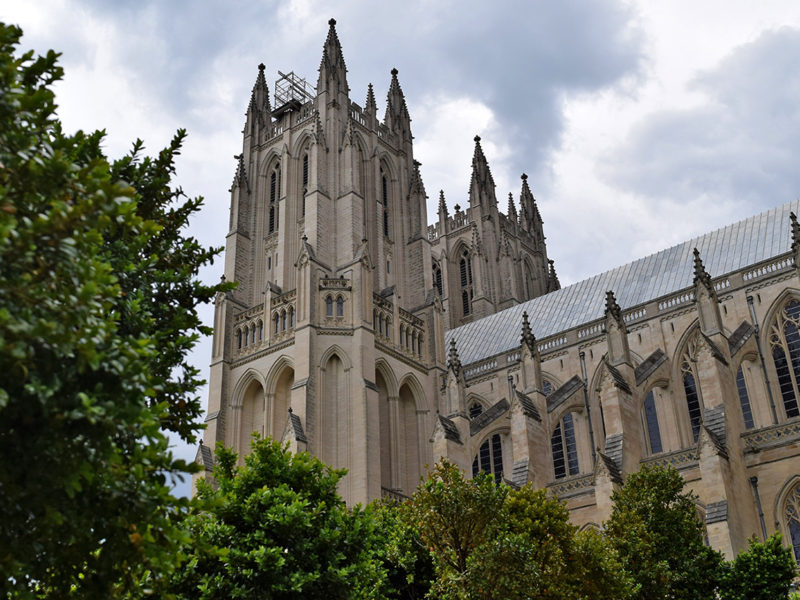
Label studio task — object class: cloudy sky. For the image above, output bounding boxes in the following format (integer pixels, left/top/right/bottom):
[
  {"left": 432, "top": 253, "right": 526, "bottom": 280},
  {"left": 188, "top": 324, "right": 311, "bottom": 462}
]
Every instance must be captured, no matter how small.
[{"left": 5, "top": 0, "right": 800, "bottom": 495}]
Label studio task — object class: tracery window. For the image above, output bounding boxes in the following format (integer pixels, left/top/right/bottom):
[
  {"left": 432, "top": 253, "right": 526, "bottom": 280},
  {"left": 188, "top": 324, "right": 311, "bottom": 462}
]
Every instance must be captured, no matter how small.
[
  {"left": 471, "top": 432, "right": 504, "bottom": 484},
  {"left": 460, "top": 250, "right": 473, "bottom": 316},
  {"left": 784, "top": 482, "right": 800, "bottom": 561},
  {"left": 551, "top": 412, "right": 579, "bottom": 480},
  {"left": 336, "top": 296, "right": 344, "bottom": 317},
  {"left": 769, "top": 300, "right": 800, "bottom": 419},
  {"left": 642, "top": 389, "right": 663, "bottom": 454},
  {"left": 736, "top": 364, "right": 755, "bottom": 429},
  {"left": 681, "top": 339, "right": 703, "bottom": 442},
  {"left": 325, "top": 296, "right": 333, "bottom": 317},
  {"left": 268, "top": 164, "right": 281, "bottom": 234}
]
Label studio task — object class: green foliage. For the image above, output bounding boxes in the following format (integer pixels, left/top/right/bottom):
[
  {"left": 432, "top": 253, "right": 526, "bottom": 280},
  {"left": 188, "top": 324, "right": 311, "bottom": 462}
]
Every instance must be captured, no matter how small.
[
  {"left": 605, "top": 465, "right": 725, "bottom": 600},
  {"left": 720, "top": 534, "right": 796, "bottom": 600},
  {"left": 406, "top": 461, "right": 633, "bottom": 600},
  {"left": 368, "top": 498, "right": 434, "bottom": 600},
  {"left": 171, "top": 437, "right": 385, "bottom": 599},
  {"left": 0, "top": 23, "right": 226, "bottom": 597}
]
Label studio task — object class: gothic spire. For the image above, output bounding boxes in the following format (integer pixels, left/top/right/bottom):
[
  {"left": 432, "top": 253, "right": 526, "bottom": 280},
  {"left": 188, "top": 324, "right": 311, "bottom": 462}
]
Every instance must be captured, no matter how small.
[
  {"left": 246, "top": 63, "right": 271, "bottom": 135},
  {"left": 507, "top": 193, "right": 517, "bottom": 221},
  {"left": 469, "top": 135, "right": 497, "bottom": 208},
  {"left": 519, "top": 173, "right": 541, "bottom": 232},
  {"left": 317, "top": 18, "right": 348, "bottom": 96},
  {"left": 409, "top": 160, "right": 426, "bottom": 196},
  {"left": 365, "top": 82, "right": 377, "bottom": 116},
  {"left": 230, "top": 153, "right": 249, "bottom": 193},
  {"left": 438, "top": 190, "right": 449, "bottom": 218},
  {"left": 547, "top": 259, "right": 560, "bottom": 292},
  {"left": 384, "top": 68, "right": 411, "bottom": 139},
  {"left": 521, "top": 311, "right": 536, "bottom": 353},
  {"left": 692, "top": 248, "right": 714, "bottom": 293}
]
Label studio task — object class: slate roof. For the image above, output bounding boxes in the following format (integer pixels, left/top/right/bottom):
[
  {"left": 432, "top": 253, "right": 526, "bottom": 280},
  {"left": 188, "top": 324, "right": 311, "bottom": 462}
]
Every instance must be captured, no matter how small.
[{"left": 447, "top": 200, "right": 800, "bottom": 365}]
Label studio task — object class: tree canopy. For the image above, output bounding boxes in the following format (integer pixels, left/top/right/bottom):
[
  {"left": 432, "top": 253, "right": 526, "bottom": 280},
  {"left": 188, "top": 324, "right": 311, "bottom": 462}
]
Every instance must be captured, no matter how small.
[
  {"left": 0, "top": 22, "right": 226, "bottom": 597},
  {"left": 171, "top": 437, "right": 384, "bottom": 599}
]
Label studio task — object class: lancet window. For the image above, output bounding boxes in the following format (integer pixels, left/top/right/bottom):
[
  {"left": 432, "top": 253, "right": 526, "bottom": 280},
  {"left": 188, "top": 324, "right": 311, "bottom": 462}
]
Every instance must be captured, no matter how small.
[
  {"left": 551, "top": 412, "right": 579, "bottom": 480},
  {"left": 681, "top": 339, "right": 703, "bottom": 442},
  {"left": 642, "top": 389, "right": 663, "bottom": 454},
  {"left": 433, "top": 262, "right": 443, "bottom": 296},
  {"left": 471, "top": 432, "right": 504, "bottom": 484},
  {"left": 301, "top": 153, "right": 308, "bottom": 217},
  {"left": 381, "top": 168, "right": 390, "bottom": 238},
  {"left": 460, "top": 250, "right": 473, "bottom": 316},
  {"left": 268, "top": 163, "right": 281, "bottom": 234},
  {"left": 736, "top": 364, "right": 755, "bottom": 429},
  {"left": 769, "top": 300, "right": 800, "bottom": 420}
]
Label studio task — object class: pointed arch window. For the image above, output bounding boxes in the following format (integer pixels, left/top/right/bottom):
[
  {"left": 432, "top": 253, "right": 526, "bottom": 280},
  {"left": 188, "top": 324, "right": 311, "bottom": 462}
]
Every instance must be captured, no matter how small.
[
  {"left": 736, "top": 364, "right": 755, "bottom": 429},
  {"left": 459, "top": 249, "right": 474, "bottom": 316},
  {"left": 288, "top": 307, "right": 294, "bottom": 329},
  {"left": 551, "top": 412, "right": 579, "bottom": 480},
  {"left": 542, "top": 379, "right": 553, "bottom": 397},
  {"left": 469, "top": 402, "right": 484, "bottom": 418},
  {"left": 336, "top": 296, "right": 344, "bottom": 317},
  {"left": 381, "top": 168, "right": 390, "bottom": 238},
  {"left": 643, "top": 389, "right": 663, "bottom": 454},
  {"left": 770, "top": 300, "right": 800, "bottom": 420},
  {"left": 681, "top": 339, "right": 703, "bottom": 442},
  {"left": 471, "top": 432, "right": 504, "bottom": 484},
  {"left": 269, "top": 164, "right": 281, "bottom": 234},
  {"left": 325, "top": 296, "right": 333, "bottom": 317},
  {"left": 433, "top": 262, "right": 443, "bottom": 296},
  {"left": 784, "top": 482, "right": 800, "bottom": 561},
  {"left": 301, "top": 153, "right": 309, "bottom": 217}
]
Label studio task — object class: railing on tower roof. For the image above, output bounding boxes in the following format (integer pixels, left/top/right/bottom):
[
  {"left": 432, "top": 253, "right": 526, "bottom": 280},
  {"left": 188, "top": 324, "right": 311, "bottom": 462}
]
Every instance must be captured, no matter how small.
[{"left": 273, "top": 71, "right": 316, "bottom": 117}]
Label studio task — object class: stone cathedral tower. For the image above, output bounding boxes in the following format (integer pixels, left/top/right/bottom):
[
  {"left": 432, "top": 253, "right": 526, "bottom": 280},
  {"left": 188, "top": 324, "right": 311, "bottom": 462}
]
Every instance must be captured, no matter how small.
[{"left": 199, "top": 20, "right": 557, "bottom": 504}]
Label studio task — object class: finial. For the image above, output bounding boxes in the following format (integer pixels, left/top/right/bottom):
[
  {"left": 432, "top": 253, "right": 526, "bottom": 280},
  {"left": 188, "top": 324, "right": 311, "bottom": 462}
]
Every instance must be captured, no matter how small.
[
  {"left": 521, "top": 311, "right": 536, "bottom": 352},
  {"left": 391, "top": 67, "right": 398, "bottom": 76},
  {"left": 454, "top": 203, "right": 461, "bottom": 212},
  {"left": 328, "top": 18, "right": 336, "bottom": 26},
  {"left": 692, "top": 248, "right": 713, "bottom": 291},
  {"left": 521, "top": 173, "right": 528, "bottom": 180},
  {"left": 220, "top": 275, "right": 226, "bottom": 283},
  {"left": 258, "top": 63, "right": 265, "bottom": 72},
  {"left": 474, "top": 135, "right": 481, "bottom": 143},
  {"left": 605, "top": 290, "right": 622, "bottom": 323},
  {"left": 288, "top": 406, "right": 293, "bottom": 414},
  {"left": 302, "top": 234, "right": 308, "bottom": 242}
]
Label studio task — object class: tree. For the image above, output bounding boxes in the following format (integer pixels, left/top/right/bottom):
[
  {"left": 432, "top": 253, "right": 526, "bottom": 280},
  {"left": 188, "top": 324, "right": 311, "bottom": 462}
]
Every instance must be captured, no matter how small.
[
  {"left": 368, "top": 498, "right": 434, "bottom": 600},
  {"left": 720, "top": 533, "right": 796, "bottom": 600},
  {"left": 407, "top": 461, "right": 633, "bottom": 600},
  {"left": 605, "top": 465, "right": 725, "bottom": 600},
  {"left": 0, "top": 23, "right": 225, "bottom": 596},
  {"left": 171, "top": 437, "right": 384, "bottom": 599}
]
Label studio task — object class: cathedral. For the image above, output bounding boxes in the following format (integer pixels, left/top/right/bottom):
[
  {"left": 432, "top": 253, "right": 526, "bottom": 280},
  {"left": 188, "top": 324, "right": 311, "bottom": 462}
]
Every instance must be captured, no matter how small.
[{"left": 198, "top": 19, "right": 800, "bottom": 560}]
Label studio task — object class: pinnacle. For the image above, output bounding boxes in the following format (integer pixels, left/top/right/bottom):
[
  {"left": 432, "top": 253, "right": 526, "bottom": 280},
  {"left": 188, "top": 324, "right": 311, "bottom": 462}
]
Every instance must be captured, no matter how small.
[
  {"left": 447, "top": 338, "right": 462, "bottom": 375},
  {"left": 521, "top": 311, "right": 536, "bottom": 351},
  {"left": 605, "top": 290, "right": 622, "bottom": 322},
  {"left": 791, "top": 212, "right": 800, "bottom": 250},
  {"left": 692, "top": 248, "right": 713, "bottom": 290},
  {"left": 365, "top": 83, "right": 376, "bottom": 113},
  {"left": 438, "top": 190, "right": 448, "bottom": 215}
]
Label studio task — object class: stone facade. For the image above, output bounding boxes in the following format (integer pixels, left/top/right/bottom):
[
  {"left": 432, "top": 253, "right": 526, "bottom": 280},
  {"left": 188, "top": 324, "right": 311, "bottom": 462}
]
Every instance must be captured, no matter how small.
[{"left": 198, "top": 20, "right": 800, "bottom": 561}]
